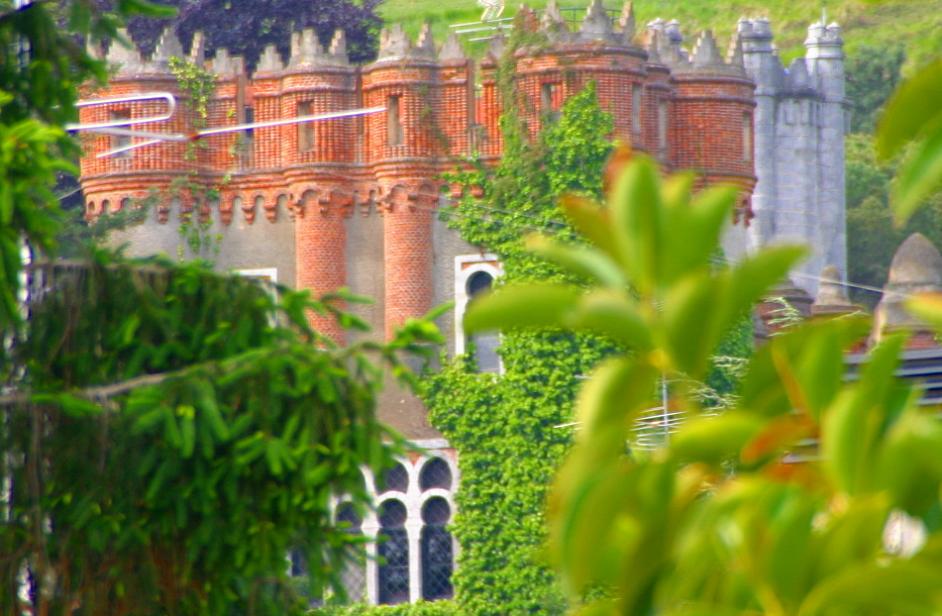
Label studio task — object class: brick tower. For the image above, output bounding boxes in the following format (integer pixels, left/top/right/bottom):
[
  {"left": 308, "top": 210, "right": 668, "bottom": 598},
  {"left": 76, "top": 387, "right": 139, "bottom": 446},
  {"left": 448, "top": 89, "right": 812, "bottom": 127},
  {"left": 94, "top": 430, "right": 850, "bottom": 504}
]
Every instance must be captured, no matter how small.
[{"left": 77, "top": 3, "right": 845, "bottom": 435}]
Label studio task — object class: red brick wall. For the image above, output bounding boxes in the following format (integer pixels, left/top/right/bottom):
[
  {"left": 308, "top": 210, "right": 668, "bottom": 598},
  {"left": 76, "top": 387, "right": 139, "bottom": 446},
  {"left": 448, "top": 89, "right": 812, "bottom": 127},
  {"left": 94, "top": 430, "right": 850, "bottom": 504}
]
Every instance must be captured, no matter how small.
[{"left": 79, "top": 34, "right": 760, "bottom": 339}]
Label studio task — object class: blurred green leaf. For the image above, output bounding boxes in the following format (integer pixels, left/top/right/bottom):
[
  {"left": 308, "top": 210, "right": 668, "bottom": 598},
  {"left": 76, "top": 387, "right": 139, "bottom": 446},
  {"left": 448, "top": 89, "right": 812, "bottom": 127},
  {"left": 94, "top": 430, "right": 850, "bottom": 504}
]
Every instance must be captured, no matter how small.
[
  {"left": 671, "top": 412, "right": 765, "bottom": 465},
  {"left": 463, "top": 283, "right": 582, "bottom": 333},
  {"left": 892, "top": 128, "right": 942, "bottom": 224},
  {"left": 526, "top": 234, "right": 626, "bottom": 287},
  {"left": 876, "top": 60, "right": 942, "bottom": 160}
]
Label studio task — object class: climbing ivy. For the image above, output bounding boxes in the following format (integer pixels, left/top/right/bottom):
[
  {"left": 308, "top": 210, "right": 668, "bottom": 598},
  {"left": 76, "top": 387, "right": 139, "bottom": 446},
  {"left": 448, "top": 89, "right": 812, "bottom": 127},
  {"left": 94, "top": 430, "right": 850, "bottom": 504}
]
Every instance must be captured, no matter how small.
[
  {"left": 168, "top": 56, "right": 223, "bottom": 258},
  {"left": 424, "top": 74, "right": 616, "bottom": 614},
  {"left": 308, "top": 600, "right": 462, "bottom": 615},
  {"left": 423, "top": 26, "right": 751, "bottom": 615}
]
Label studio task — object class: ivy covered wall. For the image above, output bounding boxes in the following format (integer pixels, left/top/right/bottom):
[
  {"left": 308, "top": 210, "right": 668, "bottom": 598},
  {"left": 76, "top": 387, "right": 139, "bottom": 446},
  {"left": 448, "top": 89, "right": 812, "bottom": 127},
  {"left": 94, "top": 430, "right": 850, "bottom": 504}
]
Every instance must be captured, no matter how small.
[{"left": 423, "top": 82, "right": 617, "bottom": 615}]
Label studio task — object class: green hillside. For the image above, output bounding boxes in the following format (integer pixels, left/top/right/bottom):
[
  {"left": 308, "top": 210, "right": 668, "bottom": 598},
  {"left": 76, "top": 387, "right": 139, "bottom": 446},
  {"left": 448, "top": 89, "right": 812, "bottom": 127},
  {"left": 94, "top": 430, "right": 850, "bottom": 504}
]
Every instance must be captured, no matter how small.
[{"left": 379, "top": 0, "right": 942, "bottom": 68}]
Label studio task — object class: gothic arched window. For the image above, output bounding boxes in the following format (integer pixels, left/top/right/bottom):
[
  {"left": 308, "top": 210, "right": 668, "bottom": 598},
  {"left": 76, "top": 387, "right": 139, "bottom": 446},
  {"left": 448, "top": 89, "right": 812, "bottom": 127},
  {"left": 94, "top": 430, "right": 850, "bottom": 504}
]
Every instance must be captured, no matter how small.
[
  {"left": 336, "top": 502, "right": 366, "bottom": 602},
  {"left": 378, "top": 500, "right": 409, "bottom": 605},
  {"left": 377, "top": 461, "right": 409, "bottom": 493},
  {"left": 466, "top": 271, "right": 500, "bottom": 372},
  {"left": 420, "top": 496, "right": 454, "bottom": 600},
  {"left": 419, "top": 458, "right": 452, "bottom": 492}
]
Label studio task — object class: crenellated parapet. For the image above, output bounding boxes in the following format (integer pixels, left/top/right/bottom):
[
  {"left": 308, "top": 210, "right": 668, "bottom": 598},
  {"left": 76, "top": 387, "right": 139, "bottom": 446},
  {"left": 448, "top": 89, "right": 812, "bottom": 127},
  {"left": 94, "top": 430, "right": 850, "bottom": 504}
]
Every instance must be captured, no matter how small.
[
  {"left": 78, "top": 10, "right": 845, "bottom": 341},
  {"left": 81, "top": 6, "right": 770, "bottom": 222},
  {"left": 81, "top": 9, "right": 850, "bottom": 236}
]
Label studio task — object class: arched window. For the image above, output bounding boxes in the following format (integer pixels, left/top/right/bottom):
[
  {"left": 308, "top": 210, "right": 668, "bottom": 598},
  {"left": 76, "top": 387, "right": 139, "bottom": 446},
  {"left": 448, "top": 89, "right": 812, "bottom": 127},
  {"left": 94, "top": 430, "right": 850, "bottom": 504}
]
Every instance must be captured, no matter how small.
[
  {"left": 419, "top": 458, "right": 452, "bottom": 491},
  {"left": 377, "top": 500, "right": 409, "bottom": 605},
  {"left": 377, "top": 462, "right": 409, "bottom": 493},
  {"left": 420, "top": 497, "right": 453, "bottom": 600},
  {"left": 467, "top": 271, "right": 500, "bottom": 372},
  {"left": 336, "top": 502, "right": 366, "bottom": 602}
]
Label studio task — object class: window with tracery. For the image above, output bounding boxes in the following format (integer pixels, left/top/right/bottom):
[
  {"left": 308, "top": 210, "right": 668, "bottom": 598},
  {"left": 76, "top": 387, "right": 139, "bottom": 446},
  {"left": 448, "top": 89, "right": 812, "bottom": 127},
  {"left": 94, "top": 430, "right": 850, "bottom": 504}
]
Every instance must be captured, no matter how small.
[
  {"left": 377, "top": 499, "right": 410, "bottom": 605},
  {"left": 337, "top": 502, "right": 366, "bottom": 602},
  {"left": 421, "top": 496, "right": 454, "bottom": 600}
]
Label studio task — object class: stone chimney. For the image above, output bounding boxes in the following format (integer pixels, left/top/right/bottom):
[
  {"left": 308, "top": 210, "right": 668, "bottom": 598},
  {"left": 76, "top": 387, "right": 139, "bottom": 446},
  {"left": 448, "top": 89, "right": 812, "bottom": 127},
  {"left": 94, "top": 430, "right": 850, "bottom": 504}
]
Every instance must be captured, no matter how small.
[
  {"left": 874, "top": 233, "right": 942, "bottom": 347},
  {"left": 811, "top": 264, "right": 858, "bottom": 316}
]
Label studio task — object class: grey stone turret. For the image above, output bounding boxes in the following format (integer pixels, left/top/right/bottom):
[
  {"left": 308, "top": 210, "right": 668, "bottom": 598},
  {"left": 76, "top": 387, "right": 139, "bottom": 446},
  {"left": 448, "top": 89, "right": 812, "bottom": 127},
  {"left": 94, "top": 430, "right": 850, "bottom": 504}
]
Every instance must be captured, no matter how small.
[
  {"left": 646, "top": 18, "right": 687, "bottom": 66},
  {"left": 874, "top": 233, "right": 942, "bottom": 337},
  {"left": 738, "top": 17, "right": 846, "bottom": 297}
]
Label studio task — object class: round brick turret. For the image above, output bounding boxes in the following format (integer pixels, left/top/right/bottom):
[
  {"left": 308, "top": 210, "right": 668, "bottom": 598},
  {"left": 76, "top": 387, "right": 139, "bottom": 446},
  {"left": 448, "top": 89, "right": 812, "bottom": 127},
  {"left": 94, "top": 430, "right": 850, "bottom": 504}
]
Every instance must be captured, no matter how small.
[{"left": 669, "top": 30, "right": 756, "bottom": 196}]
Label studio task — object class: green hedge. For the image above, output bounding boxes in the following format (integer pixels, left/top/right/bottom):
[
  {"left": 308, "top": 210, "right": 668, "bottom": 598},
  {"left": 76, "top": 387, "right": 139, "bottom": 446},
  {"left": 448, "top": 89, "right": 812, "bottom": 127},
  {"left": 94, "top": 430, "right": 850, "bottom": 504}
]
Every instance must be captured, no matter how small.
[{"left": 308, "top": 601, "right": 463, "bottom": 615}]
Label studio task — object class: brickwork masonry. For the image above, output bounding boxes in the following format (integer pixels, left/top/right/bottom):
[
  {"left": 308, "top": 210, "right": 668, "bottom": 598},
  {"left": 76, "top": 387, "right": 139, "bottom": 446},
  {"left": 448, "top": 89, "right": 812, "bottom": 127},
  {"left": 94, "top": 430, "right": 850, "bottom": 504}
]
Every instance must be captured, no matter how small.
[{"left": 79, "top": 0, "right": 845, "bottom": 342}]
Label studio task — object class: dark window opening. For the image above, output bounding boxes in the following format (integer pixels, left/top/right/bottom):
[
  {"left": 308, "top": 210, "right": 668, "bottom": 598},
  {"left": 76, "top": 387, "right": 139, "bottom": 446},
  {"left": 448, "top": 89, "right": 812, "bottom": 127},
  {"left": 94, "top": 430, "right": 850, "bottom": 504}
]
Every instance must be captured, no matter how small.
[
  {"left": 387, "top": 95, "right": 403, "bottom": 146},
  {"left": 336, "top": 502, "right": 366, "bottom": 602},
  {"left": 377, "top": 462, "right": 409, "bottom": 493},
  {"left": 657, "top": 100, "right": 668, "bottom": 152},
  {"left": 467, "top": 271, "right": 499, "bottom": 372},
  {"left": 378, "top": 500, "right": 409, "bottom": 605},
  {"left": 243, "top": 106, "right": 255, "bottom": 138},
  {"left": 419, "top": 458, "right": 452, "bottom": 491},
  {"left": 110, "top": 109, "right": 131, "bottom": 156},
  {"left": 541, "top": 83, "right": 561, "bottom": 122},
  {"left": 298, "top": 101, "right": 314, "bottom": 152},
  {"left": 743, "top": 112, "right": 753, "bottom": 162},
  {"left": 240, "top": 106, "right": 255, "bottom": 166},
  {"left": 420, "top": 497, "right": 453, "bottom": 600}
]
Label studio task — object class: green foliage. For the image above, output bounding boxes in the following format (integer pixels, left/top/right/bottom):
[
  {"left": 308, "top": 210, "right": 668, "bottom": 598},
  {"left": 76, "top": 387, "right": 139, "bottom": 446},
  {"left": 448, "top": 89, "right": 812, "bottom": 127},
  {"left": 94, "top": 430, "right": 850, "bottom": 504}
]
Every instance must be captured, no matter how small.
[
  {"left": 0, "top": 250, "right": 440, "bottom": 615},
  {"left": 167, "top": 57, "right": 223, "bottom": 258},
  {"left": 308, "top": 600, "right": 463, "bottom": 615},
  {"left": 846, "top": 44, "right": 906, "bottom": 134},
  {"left": 845, "top": 133, "right": 942, "bottom": 306},
  {"left": 0, "top": 3, "right": 444, "bottom": 614},
  {"left": 382, "top": 0, "right": 942, "bottom": 68},
  {"left": 426, "top": 82, "right": 615, "bottom": 616},
  {"left": 0, "top": 0, "right": 170, "bottom": 326},
  {"left": 877, "top": 59, "right": 942, "bottom": 223},
  {"left": 467, "top": 154, "right": 942, "bottom": 614}
]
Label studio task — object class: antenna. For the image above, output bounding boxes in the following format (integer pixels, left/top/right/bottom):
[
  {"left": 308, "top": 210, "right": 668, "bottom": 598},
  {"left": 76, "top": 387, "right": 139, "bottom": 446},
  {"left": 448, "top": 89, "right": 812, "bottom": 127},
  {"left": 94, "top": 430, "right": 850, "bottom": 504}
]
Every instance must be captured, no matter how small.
[{"left": 68, "top": 92, "right": 385, "bottom": 159}]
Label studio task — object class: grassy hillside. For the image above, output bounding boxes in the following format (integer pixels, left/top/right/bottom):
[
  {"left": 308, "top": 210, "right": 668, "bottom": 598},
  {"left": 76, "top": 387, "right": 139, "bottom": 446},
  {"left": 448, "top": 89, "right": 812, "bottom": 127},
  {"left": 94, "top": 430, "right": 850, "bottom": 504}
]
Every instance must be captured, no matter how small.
[{"left": 379, "top": 0, "right": 942, "bottom": 69}]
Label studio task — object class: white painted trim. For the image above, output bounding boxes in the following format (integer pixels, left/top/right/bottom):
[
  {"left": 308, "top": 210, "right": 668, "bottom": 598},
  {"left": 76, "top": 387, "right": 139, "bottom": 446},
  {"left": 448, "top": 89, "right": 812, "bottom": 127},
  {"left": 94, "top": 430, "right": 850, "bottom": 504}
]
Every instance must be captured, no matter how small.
[
  {"left": 411, "top": 438, "right": 450, "bottom": 450},
  {"left": 334, "top": 452, "right": 460, "bottom": 605},
  {"left": 234, "top": 267, "right": 278, "bottom": 283},
  {"left": 453, "top": 254, "right": 502, "bottom": 356}
]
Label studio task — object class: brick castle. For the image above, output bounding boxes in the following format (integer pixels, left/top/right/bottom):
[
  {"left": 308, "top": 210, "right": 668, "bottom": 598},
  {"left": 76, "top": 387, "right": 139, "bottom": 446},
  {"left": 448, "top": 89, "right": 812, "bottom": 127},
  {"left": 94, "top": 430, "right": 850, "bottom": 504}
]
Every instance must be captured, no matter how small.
[{"left": 79, "top": 1, "right": 847, "bottom": 439}]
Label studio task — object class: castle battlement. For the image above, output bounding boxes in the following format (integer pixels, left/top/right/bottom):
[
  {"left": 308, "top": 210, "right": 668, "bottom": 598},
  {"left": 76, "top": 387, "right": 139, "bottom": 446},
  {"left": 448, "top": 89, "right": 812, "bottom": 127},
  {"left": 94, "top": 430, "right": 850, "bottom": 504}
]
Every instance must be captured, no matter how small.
[{"left": 78, "top": 3, "right": 845, "bottom": 347}]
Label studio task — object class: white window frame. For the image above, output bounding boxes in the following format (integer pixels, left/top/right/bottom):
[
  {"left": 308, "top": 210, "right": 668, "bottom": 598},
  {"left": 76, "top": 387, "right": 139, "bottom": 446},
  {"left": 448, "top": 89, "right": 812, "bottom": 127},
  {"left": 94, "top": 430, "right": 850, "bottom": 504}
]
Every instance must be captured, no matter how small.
[
  {"left": 324, "top": 447, "right": 459, "bottom": 606},
  {"left": 454, "top": 254, "right": 502, "bottom": 357},
  {"left": 235, "top": 267, "right": 278, "bottom": 283}
]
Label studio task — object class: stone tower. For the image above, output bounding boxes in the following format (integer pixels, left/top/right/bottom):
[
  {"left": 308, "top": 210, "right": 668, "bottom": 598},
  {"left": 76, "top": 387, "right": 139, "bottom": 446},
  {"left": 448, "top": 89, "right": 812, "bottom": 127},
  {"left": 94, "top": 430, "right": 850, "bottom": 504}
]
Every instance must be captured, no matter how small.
[{"left": 739, "top": 17, "right": 846, "bottom": 294}]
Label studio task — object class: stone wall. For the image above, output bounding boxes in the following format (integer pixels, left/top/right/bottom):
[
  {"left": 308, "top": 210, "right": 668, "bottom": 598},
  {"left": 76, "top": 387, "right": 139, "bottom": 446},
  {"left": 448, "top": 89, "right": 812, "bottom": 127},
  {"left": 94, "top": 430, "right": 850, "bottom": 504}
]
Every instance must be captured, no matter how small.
[{"left": 740, "top": 17, "right": 846, "bottom": 294}]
